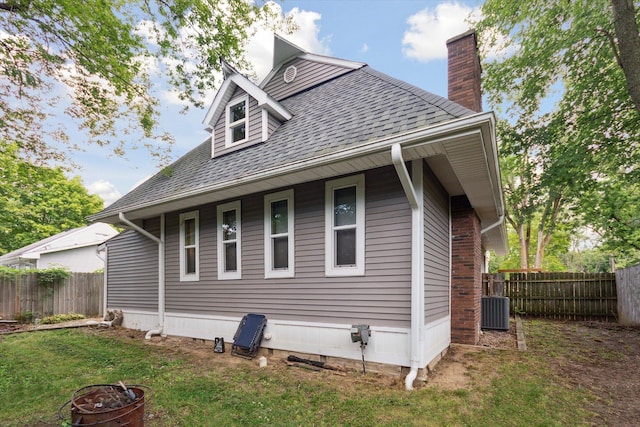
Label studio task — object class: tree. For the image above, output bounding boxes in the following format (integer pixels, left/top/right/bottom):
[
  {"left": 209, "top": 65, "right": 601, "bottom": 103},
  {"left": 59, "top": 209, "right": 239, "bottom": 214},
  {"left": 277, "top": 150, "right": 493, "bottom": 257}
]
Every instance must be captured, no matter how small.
[
  {"left": 0, "top": 0, "right": 287, "bottom": 165},
  {"left": 498, "top": 119, "right": 586, "bottom": 270},
  {"left": 476, "top": 0, "right": 640, "bottom": 264},
  {"left": 581, "top": 171, "right": 640, "bottom": 267},
  {"left": 0, "top": 142, "right": 104, "bottom": 254}
]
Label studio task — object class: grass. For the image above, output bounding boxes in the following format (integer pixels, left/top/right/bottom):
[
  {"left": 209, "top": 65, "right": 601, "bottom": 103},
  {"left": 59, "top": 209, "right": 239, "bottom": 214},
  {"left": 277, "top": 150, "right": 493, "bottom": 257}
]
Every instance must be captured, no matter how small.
[{"left": 0, "top": 320, "right": 598, "bottom": 427}]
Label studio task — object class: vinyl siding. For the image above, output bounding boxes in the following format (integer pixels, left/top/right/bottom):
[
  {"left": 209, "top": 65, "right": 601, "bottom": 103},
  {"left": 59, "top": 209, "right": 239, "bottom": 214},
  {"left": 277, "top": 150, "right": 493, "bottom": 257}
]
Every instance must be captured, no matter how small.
[
  {"left": 263, "top": 57, "right": 356, "bottom": 101},
  {"left": 212, "top": 87, "right": 263, "bottom": 157},
  {"left": 106, "top": 218, "right": 160, "bottom": 310},
  {"left": 423, "top": 163, "right": 451, "bottom": 322},
  {"left": 163, "top": 166, "right": 413, "bottom": 327}
]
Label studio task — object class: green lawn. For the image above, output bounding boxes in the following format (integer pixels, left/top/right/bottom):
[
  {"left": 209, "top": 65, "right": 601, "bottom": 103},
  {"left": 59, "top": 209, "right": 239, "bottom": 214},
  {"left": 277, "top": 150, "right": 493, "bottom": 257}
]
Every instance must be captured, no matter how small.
[{"left": 0, "top": 321, "right": 597, "bottom": 426}]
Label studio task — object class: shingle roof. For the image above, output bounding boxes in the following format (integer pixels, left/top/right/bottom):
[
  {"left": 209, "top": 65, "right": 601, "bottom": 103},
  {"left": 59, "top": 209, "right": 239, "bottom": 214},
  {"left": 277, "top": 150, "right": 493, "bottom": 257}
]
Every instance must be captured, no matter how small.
[{"left": 95, "top": 66, "right": 475, "bottom": 219}]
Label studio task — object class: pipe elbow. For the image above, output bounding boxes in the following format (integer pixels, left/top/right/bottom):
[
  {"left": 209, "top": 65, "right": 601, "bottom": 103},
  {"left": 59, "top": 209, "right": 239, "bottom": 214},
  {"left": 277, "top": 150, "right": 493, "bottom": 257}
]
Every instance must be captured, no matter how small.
[
  {"left": 145, "top": 328, "right": 162, "bottom": 340},
  {"left": 405, "top": 367, "right": 418, "bottom": 391}
]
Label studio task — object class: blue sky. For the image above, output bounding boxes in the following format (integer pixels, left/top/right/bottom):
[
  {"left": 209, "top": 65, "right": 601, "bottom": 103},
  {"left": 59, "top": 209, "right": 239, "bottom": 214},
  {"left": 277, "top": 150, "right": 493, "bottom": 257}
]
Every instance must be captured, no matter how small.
[{"left": 78, "top": 0, "right": 484, "bottom": 206}]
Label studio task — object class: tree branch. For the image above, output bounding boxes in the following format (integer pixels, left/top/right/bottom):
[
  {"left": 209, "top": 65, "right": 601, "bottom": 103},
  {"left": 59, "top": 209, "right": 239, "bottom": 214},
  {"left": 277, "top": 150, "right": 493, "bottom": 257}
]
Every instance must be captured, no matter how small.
[
  {"left": 0, "top": 1, "right": 30, "bottom": 12},
  {"left": 610, "top": 0, "right": 640, "bottom": 115}
]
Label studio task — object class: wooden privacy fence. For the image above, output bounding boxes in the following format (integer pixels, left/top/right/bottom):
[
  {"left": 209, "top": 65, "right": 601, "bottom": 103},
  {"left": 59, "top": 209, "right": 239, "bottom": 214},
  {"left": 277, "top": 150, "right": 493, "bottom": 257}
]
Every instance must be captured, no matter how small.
[
  {"left": 483, "top": 272, "right": 617, "bottom": 321},
  {"left": 616, "top": 264, "right": 640, "bottom": 325},
  {"left": 0, "top": 272, "right": 103, "bottom": 320}
]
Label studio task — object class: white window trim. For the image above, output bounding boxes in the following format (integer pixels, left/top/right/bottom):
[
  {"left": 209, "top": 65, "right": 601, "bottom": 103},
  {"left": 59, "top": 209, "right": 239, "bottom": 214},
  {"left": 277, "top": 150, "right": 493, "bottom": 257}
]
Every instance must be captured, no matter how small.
[
  {"left": 264, "top": 189, "right": 295, "bottom": 279},
  {"left": 179, "top": 210, "right": 199, "bottom": 282},
  {"left": 325, "top": 174, "right": 365, "bottom": 276},
  {"left": 217, "top": 200, "right": 242, "bottom": 280},
  {"left": 225, "top": 94, "right": 249, "bottom": 147}
]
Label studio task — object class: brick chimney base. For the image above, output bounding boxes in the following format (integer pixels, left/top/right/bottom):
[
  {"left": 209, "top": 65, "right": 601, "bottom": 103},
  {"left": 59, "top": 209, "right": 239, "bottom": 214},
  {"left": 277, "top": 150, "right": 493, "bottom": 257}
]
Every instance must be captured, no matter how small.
[{"left": 451, "top": 195, "right": 482, "bottom": 345}]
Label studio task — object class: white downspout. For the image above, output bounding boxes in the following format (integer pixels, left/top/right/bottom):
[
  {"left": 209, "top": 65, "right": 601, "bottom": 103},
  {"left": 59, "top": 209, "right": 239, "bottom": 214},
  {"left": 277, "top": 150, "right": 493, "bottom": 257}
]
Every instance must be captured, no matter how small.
[
  {"left": 481, "top": 214, "right": 504, "bottom": 235},
  {"left": 96, "top": 244, "right": 108, "bottom": 318},
  {"left": 118, "top": 212, "right": 165, "bottom": 339},
  {"left": 391, "top": 144, "right": 424, "bottom": 391}
]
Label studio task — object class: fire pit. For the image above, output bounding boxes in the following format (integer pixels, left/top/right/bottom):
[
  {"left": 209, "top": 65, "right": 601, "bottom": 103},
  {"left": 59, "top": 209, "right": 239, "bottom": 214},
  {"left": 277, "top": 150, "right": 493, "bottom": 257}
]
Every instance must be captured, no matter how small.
[{"left": 59, "top": 383, "right": 146, "bottom": 426}]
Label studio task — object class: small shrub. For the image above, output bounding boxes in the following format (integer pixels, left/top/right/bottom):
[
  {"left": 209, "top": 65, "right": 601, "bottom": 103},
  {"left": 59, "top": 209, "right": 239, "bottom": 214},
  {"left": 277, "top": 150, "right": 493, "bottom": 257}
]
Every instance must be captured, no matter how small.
[
  {"left": 14, "top": 311, "right": 34, "bottom": 324},
  {"left": 40, "top": 313, "right": 85, "bottom": 325}
]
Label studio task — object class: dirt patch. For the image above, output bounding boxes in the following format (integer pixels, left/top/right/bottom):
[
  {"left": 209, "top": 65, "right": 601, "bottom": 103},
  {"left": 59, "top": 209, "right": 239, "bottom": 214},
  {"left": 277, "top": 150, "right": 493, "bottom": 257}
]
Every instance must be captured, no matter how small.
[
  {"left": 426, "top": 318, "right": 518, "bottom": 390},
  {"left": 534, "top": 321, "right": 640, "bottom": 427}
]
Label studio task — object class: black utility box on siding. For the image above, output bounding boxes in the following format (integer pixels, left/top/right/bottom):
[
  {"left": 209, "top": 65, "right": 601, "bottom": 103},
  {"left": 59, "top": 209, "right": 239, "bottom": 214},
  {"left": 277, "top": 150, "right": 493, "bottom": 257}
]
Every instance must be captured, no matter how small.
[{"left": 481, "top": 296, "right": 510, "bottom": 330}]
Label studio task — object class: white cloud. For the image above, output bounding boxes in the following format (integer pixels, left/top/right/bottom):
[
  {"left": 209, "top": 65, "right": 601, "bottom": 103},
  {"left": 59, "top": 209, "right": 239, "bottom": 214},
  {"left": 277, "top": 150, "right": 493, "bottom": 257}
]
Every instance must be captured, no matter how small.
[
  {"left": 477, "top": 27, "right": 518, "bottom": 61},
  {"left": 402, "top": 2, "right": 480, "bottom": 62},
  {"left": 360, "top": 43, "right": 369, "bottom": 53},
  {"left": 157, "top": 3, "right": 329, "bottom": 105},
  {"left": 245, "top": 4, "right": 331, "bottom": 82},
  {"left": 87, "top": 179, "right": 122, "bottom": 206}
]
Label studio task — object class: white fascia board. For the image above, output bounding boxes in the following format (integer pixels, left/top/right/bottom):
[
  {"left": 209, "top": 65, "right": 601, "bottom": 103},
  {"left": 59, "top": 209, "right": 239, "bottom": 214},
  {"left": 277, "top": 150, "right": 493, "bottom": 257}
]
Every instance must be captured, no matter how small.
[
  {"left": 259, "top": 65, "right": 282, "bottom": 89},
  {"left": 298, "top": 53, "right": 365, "bottom": 70},
  {"left": 202, "top": 74, "right": 291, "bottom": 129},
  {"left": 202, "top": 78, "right": 235, "bottom": 130},
  {"left": 112, "top": 112, "right": 500, "bottom": 219},
  {"left": 19, "top": 252, "right": 40, "bottom": 260}
]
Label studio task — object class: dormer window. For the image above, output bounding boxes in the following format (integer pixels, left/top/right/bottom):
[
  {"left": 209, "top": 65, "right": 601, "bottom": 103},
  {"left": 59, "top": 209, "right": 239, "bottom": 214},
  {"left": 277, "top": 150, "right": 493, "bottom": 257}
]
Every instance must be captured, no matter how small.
[{"left": 226, "top": 95, "right": 249, "bottom": 146}]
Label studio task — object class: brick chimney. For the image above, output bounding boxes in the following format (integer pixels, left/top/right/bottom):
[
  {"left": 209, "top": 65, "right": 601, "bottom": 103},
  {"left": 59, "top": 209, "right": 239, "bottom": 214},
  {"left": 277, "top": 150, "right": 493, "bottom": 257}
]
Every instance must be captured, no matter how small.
[
  {"left": 447, "top": 30, "right": 484, "bottom": 345},
  {"left": 447, "top": 30, "right": 482, "bottom": 112}
]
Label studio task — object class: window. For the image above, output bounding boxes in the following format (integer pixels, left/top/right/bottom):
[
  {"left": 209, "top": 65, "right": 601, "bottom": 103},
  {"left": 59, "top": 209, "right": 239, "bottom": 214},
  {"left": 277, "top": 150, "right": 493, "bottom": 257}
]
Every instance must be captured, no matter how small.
[
  {"left": 180, "top": 211, "right": 199, "bottom": 281},
  {"left": 325, "top": 174, "right": 365, "bottom": 276},
  {"left": 217, "top": 201, "right": 241, "bottom": 280},
  {"left": 226, "top": 95, "right": 249, "bottom": 146},
  {"left": 264, "top": 190, "right": 294, "bottom": 278}
]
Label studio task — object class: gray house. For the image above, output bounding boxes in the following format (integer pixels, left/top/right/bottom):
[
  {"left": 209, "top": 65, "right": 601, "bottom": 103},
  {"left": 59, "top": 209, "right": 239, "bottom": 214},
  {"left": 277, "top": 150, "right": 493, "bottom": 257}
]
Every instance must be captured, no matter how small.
[{"left": 90, "top": 32, "right": 507, "bottom": 389}]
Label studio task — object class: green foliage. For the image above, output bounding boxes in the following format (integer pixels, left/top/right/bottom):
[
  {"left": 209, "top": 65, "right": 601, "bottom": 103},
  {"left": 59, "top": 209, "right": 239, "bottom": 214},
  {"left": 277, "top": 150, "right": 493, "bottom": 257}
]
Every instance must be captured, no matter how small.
[
  {"left": 39, "top": 313, "right": 85, "bottom": 325},
  {"left": 0, "top": 326, "right": 597, "bottom": 426},
  {"left": 36, "top": 267, "right": 71, "bottom": 288},
  {"left": 0, "top": 142, "right": 104, "bottom": 255},
  {"left": 13, "top": 311, "right": 34, "bottom": 324},
  {"left": 561, "top": 248, "right": 614, "bottom": 273},
  {"left": 476, "top": 1, "right": 640, "bottom": 265},
  {"left": 0, "top": 1, "right": 293, "bottom": 166},
  {"left": 0, "top": 266, "right": 21, "bottom": 278}
]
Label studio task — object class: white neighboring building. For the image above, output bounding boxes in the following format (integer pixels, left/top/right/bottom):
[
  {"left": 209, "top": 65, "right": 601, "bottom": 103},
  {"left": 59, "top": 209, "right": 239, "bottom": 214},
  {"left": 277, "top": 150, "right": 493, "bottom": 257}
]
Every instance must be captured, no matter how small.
[{"left": 0, "top": 223, "right": 118, "bottom": 272}]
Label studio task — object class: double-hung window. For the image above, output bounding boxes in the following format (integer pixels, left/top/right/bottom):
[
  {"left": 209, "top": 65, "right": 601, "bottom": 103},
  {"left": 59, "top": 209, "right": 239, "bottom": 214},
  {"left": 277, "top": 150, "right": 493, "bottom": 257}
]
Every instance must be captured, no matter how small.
[
  {"left": 179, "top": 210, "right": 199, "bottom": 281},
  {"left": 226, "top": 95, "right": 249, "bottom": 146},
  {"left": 325, "top": 174, "right": 365, "bottom": 276},
  {"left": 217, "top": 201, "right": 241, "bottom": 280},
  {"left": 264, "top": 190, "right": 294, "bottom": 278}
]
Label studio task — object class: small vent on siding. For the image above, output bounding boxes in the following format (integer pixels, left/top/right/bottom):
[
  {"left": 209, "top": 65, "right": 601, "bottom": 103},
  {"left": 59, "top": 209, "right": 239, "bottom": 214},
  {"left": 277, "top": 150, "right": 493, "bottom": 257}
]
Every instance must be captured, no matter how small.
[
  {"left": 283, "top": 65, "right": 297, "bottom": 83},
  {"left": 481, "top": 296, "right": 510, "bottom": 330}
]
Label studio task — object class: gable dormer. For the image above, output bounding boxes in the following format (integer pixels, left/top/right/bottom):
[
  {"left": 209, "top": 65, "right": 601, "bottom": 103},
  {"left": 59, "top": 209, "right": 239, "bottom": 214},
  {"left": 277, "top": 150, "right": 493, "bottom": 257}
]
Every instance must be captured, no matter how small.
[
  {"left": 260, "top": 35, "right": 366, "bottom": 101},
  {"left": 203, "top": 61, "right": 292, "bottom": 158}
]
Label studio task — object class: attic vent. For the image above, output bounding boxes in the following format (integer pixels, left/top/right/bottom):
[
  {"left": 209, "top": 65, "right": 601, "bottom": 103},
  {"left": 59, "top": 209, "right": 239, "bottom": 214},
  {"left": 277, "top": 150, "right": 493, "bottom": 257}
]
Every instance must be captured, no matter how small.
[{"left": 283, "top": 65, "right": 297, "bottom": 83}]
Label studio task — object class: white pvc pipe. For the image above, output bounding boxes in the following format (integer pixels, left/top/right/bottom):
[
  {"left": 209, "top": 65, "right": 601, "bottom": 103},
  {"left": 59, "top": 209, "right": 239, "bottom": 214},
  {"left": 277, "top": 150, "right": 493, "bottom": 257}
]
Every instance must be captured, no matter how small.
[{"left": 145, "top": 328, "right": 162, "bottom": 340}]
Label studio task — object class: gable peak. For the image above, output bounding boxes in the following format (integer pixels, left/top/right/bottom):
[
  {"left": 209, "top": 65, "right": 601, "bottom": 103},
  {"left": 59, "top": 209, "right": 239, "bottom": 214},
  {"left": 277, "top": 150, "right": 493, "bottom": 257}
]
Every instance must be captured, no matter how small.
[{"left": 273, "top": 34, "right": 308, "bottom": 68}]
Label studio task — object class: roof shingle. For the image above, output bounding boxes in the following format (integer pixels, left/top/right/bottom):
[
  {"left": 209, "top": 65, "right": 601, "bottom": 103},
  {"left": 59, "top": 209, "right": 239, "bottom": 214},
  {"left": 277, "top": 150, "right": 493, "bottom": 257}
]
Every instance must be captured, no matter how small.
[{"left": 97, "top": 65, "right": 474, "bottom": 218}]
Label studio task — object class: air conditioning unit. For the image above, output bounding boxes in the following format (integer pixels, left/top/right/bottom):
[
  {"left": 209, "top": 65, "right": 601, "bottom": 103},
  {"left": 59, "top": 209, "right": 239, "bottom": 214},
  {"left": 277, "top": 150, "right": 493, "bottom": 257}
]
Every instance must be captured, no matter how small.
[{"left": 481, "top": 296, "right": 510, "bottom": 330}]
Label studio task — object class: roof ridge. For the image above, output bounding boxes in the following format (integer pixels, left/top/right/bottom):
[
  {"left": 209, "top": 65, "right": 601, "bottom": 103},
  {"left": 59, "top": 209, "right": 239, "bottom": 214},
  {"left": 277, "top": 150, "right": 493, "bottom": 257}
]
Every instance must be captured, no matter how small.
[{"left": 359, "top": 66, "right": 475, "bottom": 116}]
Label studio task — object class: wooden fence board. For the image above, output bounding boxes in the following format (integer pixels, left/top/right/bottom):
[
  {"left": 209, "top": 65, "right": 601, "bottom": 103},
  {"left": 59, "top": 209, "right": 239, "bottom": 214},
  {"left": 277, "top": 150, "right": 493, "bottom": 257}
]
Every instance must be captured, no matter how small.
[
  {"left": 616, "top": 265, "right": 640, "bottom": 325},
  {"left": 0, "top": 272, "right": 103, "bottom": 320},
  {"left": 484, "top": 272, "right": 617, "bottom": 321}
]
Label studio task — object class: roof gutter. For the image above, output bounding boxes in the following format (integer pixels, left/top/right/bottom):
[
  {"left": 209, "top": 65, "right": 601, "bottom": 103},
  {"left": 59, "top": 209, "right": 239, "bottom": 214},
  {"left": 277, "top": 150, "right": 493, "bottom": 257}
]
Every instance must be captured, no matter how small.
[
  {"left": 392, "top": 144, "right": 424, "bottom": 391},
  {"left": 90, "top": 112, "right": 497, "bottom": 224},
  {"left": 118, "top": 212, "right": 165, "bottom": 339}
]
